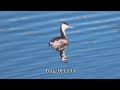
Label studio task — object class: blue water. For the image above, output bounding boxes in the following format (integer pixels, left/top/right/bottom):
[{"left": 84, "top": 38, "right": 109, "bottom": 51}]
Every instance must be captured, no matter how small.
[{"left": 0, "top": 11, "right": 120, "bottom": 79}]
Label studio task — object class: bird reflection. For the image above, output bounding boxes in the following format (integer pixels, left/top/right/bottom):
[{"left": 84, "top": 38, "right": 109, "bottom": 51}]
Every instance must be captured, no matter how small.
[{"left": 60, "top": 48, "right": 68, "bottom": 62}]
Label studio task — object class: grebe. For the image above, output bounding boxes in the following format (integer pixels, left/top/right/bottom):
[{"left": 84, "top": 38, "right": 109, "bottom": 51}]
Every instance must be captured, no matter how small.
[{"left": 49, "top": 22, "right": 73, "bottom": 61}]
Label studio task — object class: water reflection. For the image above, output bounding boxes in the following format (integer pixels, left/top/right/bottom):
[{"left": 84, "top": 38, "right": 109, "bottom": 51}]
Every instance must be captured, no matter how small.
[{"left": 60, "top": 48, "right": 68, "bottom": 62}]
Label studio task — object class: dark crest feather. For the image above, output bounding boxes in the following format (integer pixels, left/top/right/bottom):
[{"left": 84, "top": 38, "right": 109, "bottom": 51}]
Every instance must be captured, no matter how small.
[{"left": 62, "top": 22, "right": 68, "bottom": 25}]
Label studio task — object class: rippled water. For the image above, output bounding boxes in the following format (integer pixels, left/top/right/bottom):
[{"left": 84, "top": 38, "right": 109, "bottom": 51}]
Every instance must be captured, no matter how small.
[{"left": 0, "top": 11, "right": 120, "bottom": 79}]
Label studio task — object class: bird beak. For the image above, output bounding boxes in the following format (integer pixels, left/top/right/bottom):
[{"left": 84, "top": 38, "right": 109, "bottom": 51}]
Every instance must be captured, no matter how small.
[{"left": 68, "top": 25, "right": 73, "bottom": 28}]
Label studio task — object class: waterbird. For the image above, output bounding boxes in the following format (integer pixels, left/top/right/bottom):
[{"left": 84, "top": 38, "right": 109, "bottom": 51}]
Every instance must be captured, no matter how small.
[{"left": 49, "top": 22, "right": 73, "bottom": 61}]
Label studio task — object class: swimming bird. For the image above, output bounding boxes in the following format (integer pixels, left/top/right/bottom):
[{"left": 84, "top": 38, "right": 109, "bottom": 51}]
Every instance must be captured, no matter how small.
[{"left": 49, "top": 22, "right": 73, "bottom": 61}]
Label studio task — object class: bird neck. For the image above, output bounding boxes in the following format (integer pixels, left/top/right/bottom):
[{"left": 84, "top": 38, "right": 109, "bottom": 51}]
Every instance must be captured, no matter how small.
[{"left": 60, "top": 27, "right": 67, "bottom": 39}]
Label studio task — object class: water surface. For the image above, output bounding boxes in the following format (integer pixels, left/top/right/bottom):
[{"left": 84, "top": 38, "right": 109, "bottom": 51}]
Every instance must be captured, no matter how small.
[{"left": 0, "top": 11, "right": 120, "bottom": 79}]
